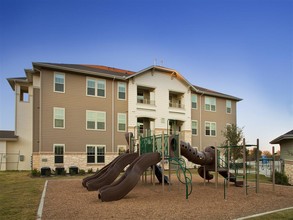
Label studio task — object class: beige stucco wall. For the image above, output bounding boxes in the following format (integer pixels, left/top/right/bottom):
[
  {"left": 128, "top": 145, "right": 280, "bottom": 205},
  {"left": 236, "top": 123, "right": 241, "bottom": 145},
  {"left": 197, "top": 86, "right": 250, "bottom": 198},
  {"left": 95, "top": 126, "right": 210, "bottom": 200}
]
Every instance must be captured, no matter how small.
[
  {"left": 0, "top": 141, "right": 7, "bottom": 170},
  {"left": 284, "top": 160, "right": 293, "bottom": 185},
  {"left": 128, "top": 70, "right": 192, "bottom": 143},
  {"left": 8, "top": 84, "right": 33, "bottom": 170}
]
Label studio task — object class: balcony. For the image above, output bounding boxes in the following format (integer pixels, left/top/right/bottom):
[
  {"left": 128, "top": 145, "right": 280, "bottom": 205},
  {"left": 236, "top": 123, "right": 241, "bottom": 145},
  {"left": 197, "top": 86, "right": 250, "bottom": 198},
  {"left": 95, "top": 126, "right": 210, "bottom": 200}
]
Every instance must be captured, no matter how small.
[
  {"left": 169, "top": 91, "right": 184, "bottom": 109},
  {"left": 137, "top": 86, "right": 155, "bottom": 106},
  {"left": 169, "top": 101, "right": 185, "bottom": 109},
  {"left": 137, "top": 98, "right": 155, "bottom": 105}
]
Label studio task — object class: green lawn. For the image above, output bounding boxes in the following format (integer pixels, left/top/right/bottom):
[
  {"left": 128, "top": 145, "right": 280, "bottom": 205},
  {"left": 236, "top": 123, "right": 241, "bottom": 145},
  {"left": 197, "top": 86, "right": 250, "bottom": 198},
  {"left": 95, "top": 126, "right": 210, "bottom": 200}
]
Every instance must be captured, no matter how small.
[
  {"left": 247, "top": 208, "right": 293, "bottom": 220},
  {"left": 0, "top": 171, "right": 46, "bottom": 220}
]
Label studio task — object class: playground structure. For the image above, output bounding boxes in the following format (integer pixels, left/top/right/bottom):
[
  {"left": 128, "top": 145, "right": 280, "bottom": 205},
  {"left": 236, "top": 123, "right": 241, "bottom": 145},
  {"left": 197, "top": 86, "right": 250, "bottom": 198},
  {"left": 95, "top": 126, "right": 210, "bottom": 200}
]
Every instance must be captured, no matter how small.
[
  {"left": 82, "top": 130, "right": 263, "bottom": 201},
  {"left": 215, "top": 139, "right": 261, "bottom": 198}
]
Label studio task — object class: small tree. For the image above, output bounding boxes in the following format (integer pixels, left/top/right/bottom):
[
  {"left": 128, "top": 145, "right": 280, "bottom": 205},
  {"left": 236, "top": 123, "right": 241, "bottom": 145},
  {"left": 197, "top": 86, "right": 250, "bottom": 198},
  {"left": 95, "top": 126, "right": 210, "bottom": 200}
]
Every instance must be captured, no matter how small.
[
  {"left": 262, "top": 150, "right": 272, "bottom": 158},
  {"left": 221, "top": 124, "right": 244, "bottom": 162}
]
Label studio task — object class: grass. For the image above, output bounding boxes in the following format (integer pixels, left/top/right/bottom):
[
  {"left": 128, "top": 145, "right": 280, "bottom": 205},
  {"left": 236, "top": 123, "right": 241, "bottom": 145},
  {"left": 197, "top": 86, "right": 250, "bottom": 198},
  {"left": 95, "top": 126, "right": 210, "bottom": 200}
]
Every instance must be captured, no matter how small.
[
  {"left": 247, "top": 208, "right": 293, "bottom": 220},
  {"left": 0, "top": 171, "right": 46, "bottom": 220},
  {"left": 0, "top": 171, "right": 291, "bottom": 220}
]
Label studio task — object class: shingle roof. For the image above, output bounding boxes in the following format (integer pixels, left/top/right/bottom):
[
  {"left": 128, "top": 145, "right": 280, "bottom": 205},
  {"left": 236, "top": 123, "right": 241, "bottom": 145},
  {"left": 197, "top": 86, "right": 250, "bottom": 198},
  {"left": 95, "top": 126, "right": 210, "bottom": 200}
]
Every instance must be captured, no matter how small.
[
  {"left": 33, "top": 62, "right": 135, "bottom": 78},
  {"left": 193, "top": 85, "right": 242, "bottom": 101},
  {"left": 0, "top": 130, "right": 18, "bottom": 141},
  {"left": 9, "top": 62, "right": 242, "bottom": 101},
  {"left": 270, "top": 130, "right": 293, "bottom": 144}
]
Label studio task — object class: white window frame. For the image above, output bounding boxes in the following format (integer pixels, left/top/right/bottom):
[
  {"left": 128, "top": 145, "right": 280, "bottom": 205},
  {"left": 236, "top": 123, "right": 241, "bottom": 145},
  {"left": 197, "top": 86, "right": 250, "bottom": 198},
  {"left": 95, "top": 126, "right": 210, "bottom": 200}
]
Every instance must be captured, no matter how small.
[
  {"left": 117, "top": 82, "right": 126, "bottom": 100},
  {"left": 191, "top": 94, "right": 197, "bottom": 109},
  {"left": 205, "top": 121, "right": 217, "bottom": 137},
  {"left": 86, "top": 145, "right": 105, "bottom": 164},
  {"left": 117, "top": 113, "right": 127, "bottom": 132},
  {"left": 205, "top": 96, "right": 216, "bottom": 112},
  {"left": 53, "top": 107, "right": 65, "bottom": 129},
  {"left": 226, "top": 100, "right": 232, "bottom": 114},
  {"left": 86, "top": 110, "right": 106, "bottom": 131},
  {"left": 54, "top": 144, "right": 65, "bottom": 164},
  {"left": 86, "top": 77, "right": 106, "bottom": 98},
  {"left": 191, "top": 120, "right": 198, "bottom": 136},
  {"left": 54, "top": 72, "right": 65, "bottom": 93}
]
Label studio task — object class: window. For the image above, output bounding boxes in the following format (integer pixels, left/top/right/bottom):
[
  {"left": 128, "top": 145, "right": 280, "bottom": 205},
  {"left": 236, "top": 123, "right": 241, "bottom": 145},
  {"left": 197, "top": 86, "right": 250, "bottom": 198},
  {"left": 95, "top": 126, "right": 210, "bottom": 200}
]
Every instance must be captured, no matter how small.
[
  {"left": 54, "top": 73, "right": 65, "bottom": 93},
  {"left": 87, "top": 145, "right": 105, "bottom": 163},
  {"left": 192, "top": 120, "right": 198, "bottom": 135},
  {"left": 86, "top": 78, "right": 106, "bottom": 97},
  {"left": 54, "top": 107, "right": 65, "bottom": 128},
  {"left": 205, "top": 121, "right": 216, "bottom": 136},
  {"left": 87, "top": 79, "right": 95, "bottom": 96},
  {"left": 118, "top": 82, "right": 126, "bottom": 100},
  {"left": 20, "top": 86, "right": 29, "bottom": 102},
  {"left": 205, "top": 96, "right": 216, "bottom": 112},
  {"left": 118, "top": 113, "right": 126, "bottom": 132},
  {"left": 54, "top": 144, "right": 64, "bottom": 163},
  {"left": 86, "top": 110, "right": 106, "bottom": 130},
  {"left": 97, "top": 80, "right": 105, "bottom": 97},
  {"left": 191, "top": 94, "right": 197, "bottom": 109},
  {"left": 226, "top": 100, "right": 232, "bottom": 114}
]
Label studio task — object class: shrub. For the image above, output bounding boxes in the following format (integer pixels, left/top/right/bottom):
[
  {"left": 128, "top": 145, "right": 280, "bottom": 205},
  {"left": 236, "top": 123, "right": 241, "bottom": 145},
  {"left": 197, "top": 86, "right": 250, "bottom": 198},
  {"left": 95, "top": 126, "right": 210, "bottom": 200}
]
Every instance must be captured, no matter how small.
[
  {"left": 69, "top": 169, "right": 76, "bottom": 176},
  {"left": 87, "top": 168, "right": 93, "bottom": 174},
  {"left": 31, "top": 169, "right": 41, "bottom": 177},
  {"left": 273, "top": 170, "right": 290, "bottom": 185},
  {"left": 79, "top": 169, "right": 86, "bottom": 175}
]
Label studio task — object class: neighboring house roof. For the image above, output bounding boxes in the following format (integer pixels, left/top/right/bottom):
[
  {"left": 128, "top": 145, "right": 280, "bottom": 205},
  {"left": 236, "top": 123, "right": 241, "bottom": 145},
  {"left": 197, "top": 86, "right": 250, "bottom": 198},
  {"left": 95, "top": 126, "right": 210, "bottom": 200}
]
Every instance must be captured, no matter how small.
[
  {"left": 0, "top": 130, "right": 18, "bottom": 141},
  {"left": 7, "top": 62, "right": 242, "bottom": 101},
  {"left": 270, "top": 130, "right": 293, "bottom": 144}
]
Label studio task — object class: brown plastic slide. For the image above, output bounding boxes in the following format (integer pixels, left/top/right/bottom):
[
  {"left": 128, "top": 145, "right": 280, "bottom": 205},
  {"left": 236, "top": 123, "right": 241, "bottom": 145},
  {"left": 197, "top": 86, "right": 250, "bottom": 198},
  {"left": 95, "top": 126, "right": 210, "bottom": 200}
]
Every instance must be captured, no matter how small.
[
  {"left": 98, "top": 152, "right": 161, "bottom": 202},
  {"left": 85, "top": 152, "right": 138, "bottom": 191},
  {"left": 82, "top": 154, "right": 123, "bottom": 187}
]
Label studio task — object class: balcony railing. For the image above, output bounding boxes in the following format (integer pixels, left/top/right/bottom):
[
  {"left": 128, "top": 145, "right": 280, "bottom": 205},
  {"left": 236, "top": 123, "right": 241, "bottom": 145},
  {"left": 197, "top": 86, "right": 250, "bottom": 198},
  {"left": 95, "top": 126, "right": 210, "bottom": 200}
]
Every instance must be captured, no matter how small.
[
  {"left": 137, "top": 98, "right": 155, "bottom": 105},
  {"left": 169, "top": 101, "right": 185, "bottom": 109}
]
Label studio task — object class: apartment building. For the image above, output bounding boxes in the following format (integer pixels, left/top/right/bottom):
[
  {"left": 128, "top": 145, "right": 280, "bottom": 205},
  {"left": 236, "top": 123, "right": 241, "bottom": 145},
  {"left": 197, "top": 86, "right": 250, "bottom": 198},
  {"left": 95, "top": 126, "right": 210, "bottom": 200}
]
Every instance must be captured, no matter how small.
[{"left": 2, "top": 62, "right": 241, "bottom": 171}]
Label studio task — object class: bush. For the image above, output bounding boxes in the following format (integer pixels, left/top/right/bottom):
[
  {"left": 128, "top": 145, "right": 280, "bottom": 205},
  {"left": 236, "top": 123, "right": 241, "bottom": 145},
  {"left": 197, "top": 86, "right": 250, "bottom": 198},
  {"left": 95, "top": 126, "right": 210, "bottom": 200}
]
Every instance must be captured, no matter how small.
[
  {"left": 87, "top": 168, "right": 93, "bottom": 174},
  {"left": 79, "top": 169, "right": 86, "bottom": 175},
  {"left": 31, "top": 169, "right": 41, "bottom": 177},
  {"left": 273, "top": 170, "right": 290, "bottom": 185}
]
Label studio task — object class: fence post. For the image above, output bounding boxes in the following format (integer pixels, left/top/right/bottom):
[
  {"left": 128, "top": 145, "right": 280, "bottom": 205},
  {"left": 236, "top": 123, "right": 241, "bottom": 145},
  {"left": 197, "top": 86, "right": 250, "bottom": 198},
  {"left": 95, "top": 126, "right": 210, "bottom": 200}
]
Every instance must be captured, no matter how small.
[{"left": 272, "top": 146, "right": 275, "bottom": 192}]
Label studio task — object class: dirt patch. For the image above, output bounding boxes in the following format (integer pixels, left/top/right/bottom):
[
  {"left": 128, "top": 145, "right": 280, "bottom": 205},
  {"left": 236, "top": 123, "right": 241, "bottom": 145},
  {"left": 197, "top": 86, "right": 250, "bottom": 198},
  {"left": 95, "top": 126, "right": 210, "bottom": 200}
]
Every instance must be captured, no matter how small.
[{"left": 42, "top": 175, "right": 293, "bottom": 220}]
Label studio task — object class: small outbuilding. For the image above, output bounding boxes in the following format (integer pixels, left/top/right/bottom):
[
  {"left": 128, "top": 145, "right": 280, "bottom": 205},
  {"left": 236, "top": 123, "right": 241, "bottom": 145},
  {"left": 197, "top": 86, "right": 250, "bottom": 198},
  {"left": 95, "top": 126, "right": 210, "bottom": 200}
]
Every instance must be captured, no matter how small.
[{"left": 270, "top": 130, "right": 293, "bottom": 185}]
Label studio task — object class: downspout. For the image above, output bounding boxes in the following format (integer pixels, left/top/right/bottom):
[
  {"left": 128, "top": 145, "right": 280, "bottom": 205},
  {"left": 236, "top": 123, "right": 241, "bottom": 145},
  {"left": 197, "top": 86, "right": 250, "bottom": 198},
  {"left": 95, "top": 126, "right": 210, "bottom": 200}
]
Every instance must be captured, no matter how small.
[
  {"left": 112, "top": 77, "right": 116, "bottom": 154},
  {"left": 34, "top": 68, "right": 42, "bottom": 158},
  {"left": 199, "top": 91, "right": 204, "bottom": 149}
]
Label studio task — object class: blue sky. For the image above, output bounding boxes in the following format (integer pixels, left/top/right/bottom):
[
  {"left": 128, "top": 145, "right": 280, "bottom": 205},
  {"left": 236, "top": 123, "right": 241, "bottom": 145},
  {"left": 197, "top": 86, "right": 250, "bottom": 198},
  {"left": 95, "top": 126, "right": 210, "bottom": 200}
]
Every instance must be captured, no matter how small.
[{"left": 0, "top": 0, "right": 292, "bottom": 151}]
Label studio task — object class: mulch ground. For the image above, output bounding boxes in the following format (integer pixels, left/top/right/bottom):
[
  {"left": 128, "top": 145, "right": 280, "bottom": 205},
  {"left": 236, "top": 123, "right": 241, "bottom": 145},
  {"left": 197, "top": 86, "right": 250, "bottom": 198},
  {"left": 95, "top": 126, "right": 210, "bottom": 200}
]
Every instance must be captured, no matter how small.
[{"left": 41, "top": 175, "right": 293, "bottom": 220}]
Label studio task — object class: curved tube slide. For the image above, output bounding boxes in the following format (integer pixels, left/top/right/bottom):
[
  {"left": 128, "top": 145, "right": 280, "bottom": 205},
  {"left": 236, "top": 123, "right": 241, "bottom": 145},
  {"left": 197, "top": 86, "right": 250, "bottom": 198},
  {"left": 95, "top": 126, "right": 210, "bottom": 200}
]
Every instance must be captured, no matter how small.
[
  {"left": 179, "top": 140, "right": 216, "bottom": 180},
  {"left": 86, "top": 152, "right": 138, "bottom": 191},
  {"left": 98, "top": 152, "right": 161, "bottom": 202}
]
